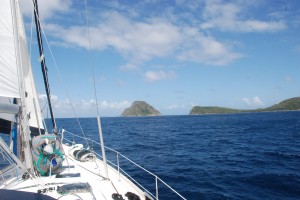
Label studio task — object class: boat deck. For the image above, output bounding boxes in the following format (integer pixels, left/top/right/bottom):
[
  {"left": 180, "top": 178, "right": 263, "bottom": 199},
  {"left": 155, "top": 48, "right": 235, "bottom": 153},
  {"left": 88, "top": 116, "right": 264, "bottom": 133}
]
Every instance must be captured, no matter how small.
[{"left": 4, "top": 144, "right": 146, "bottom": 200}]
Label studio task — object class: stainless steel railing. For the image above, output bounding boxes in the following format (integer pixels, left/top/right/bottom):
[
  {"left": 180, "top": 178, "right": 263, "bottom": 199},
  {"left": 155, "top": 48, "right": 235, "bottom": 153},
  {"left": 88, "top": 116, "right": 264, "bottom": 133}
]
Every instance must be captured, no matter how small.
[
  {"left": 62, "top": 130, "right": 186, "bottom": 200},
  {"left": 0, "top": 137, "right": 25, "bottom": 187}
]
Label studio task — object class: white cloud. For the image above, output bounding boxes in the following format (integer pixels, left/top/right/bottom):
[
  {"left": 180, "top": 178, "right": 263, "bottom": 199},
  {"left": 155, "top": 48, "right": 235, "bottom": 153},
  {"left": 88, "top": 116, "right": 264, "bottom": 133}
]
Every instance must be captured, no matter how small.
[
  {"left": 44, "top": 13, "right": 181, "bottom": 63},
  {"left": 241, "top": 96, "right": 264, "bottom": 107},
  {"left": 24, "top": 0, "right": 289, "bottom": 72},
  {"left": 39, "top": 94, "right": 58, "bottom": 101},
  {"left": 38, "top": 94, "right": 130, "bottom": 117},
  {"left": 201, "top": 0, "right": 286, "bottom": 32},
  {"left": 119, "top": 63, "right": 139, "bottom": 71},
  {"left": 38, "top": 94, "right": 47, "bottom": 100},
  {"left": 42, "top": 11, "right": 241, "bottom": 67},
  {"left": 20, "top": 0, "right": 71, "bottom": 20},
  {"left": 160, "top": 103, "right": 192, "bottom": 115},
  {"left": 165, "top": 104, "right": 187, "bottom": 109},
  {"left": 295, "top": 45, "right": 300, "bottom": 54},
  {"left": 98, "top": 100, "right": 130, "bottom": 110},
  {"left": 145, "top": 70, "right": 176, "bottom": 82},
  {"left": 242, "top": 20, "right": 286, "bottom": 32},
  {"left": 285, "top": 76, "right": 292, "bottom": 82},
  {"left": 177, "top": 29, "right": 242, "bottom": 65}
]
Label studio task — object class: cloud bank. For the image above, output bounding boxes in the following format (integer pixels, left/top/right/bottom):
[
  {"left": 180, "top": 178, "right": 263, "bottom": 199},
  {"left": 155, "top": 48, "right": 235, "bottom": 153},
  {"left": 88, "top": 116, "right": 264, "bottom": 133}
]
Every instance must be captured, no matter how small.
[
  {"left": 241, "top": 96, "right": 264, "bottom": 107},
  {"left": 39, "top": 94, "right": 130, "bottom": 117},
  {"left": 201, "top": 1, "right": 286, "bottom": 32},
  {"left": 144, "top": 70, "right": 176, "bottom": 82},
  {"left": 21, "top": 0, "right": 287, "bottom": 69}
]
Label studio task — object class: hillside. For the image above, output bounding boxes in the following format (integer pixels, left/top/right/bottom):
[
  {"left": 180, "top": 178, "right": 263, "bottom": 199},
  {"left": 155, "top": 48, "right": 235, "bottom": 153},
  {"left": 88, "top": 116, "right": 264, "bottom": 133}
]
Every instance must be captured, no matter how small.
[
  {"left": 190, "top": 106, "right": 243, "bottom": 115},
  {"left": 190, "top": 97, "right": 300, "bottom": 115},
  {"left": 121, "top": 101, "right": 161, "bottom": 117},
  {"left": 264, "top": 97, "right": 300, "bottom": 111}
]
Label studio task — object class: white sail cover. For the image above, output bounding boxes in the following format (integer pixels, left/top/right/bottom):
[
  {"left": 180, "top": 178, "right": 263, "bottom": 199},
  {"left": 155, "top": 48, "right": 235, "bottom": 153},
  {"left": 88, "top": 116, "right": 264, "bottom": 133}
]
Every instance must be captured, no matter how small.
[{"left": 0, "top": 0, "right": 20, "bottom": 98}]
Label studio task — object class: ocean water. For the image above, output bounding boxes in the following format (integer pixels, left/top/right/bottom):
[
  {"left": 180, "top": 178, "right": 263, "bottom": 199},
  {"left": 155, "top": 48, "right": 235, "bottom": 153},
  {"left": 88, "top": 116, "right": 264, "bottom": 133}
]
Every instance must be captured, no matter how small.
[
  {"left": 1, "top": 112, "right": 299, "bottom": 199},
  {"left": 53, "top": 111, "right": 300, "bottom": 200}
]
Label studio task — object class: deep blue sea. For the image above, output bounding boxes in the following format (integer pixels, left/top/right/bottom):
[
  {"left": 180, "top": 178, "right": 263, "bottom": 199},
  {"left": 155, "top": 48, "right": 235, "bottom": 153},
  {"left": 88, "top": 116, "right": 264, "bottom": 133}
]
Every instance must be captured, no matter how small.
[
  {"left": 51, "top": 111, "right": 300, "bottom": 200},
  {"left": 1, "top": 111, "right": 300, "bottom": 199}
]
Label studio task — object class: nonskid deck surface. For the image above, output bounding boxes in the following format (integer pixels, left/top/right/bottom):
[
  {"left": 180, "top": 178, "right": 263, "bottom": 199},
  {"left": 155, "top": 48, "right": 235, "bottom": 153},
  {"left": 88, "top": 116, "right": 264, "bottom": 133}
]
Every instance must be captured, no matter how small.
[{"left": 6, "top": 144, "right": 145, "bottom": 200}]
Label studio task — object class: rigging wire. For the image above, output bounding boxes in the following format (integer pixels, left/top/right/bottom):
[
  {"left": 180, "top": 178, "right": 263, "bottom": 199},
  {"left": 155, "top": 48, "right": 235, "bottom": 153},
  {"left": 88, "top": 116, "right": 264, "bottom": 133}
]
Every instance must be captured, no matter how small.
[
  {"left": 30, "top": 1, "right": 89, "bottom": 147},
  {"left": 32, "top": 0, "right": 56, "bottom": 131},
  {"left": 84, "top": 0, "right": 109, "bottom": 179},
  {"left": 25, "top": 4, "right": 49, "bottom": 137},
  {"left": 83, "top": 0, "right": 100, "bottom": 115},
  {"left": 28, "top": 1, "right": 48, "bottom": 135}
]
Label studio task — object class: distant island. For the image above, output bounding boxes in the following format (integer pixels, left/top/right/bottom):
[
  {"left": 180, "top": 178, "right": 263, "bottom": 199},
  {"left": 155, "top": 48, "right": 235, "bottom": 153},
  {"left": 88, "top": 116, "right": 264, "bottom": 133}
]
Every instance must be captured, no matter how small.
[
  {"left": 190, "top": 97, "right": 300, "bottom": 115},
  {"left": 121, "top": 101, "right": 161, "bottom": 117}
]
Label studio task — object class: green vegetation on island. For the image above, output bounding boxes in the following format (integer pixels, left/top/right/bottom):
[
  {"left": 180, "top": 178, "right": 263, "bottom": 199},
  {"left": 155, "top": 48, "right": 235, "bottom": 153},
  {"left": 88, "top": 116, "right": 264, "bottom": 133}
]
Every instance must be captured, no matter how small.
[
  {"left": 190, "top": 97, "right": 300, "bottom": 115},
  {"left": 265, "top": 97, "right": 300, "bottom": 111},
  {"left": 121, "top": 101, "right": 161, "bottom": 117},
  {"left": 190, "top": 106, "right": 243, "bottom": 115}
]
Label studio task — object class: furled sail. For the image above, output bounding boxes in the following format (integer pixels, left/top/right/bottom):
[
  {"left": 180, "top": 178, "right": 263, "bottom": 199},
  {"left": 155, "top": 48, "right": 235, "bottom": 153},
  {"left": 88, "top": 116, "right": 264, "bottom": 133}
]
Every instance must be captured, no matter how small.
[{"left": 0, "top": 0, "right": 44, "bottom": 136}]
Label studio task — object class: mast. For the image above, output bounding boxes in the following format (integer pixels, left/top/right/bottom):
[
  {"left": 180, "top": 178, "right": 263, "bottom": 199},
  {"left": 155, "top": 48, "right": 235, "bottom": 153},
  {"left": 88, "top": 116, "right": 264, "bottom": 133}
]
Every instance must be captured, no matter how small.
[
  {"left": 32, "top": 0, "right": 57, "bottom": 131},
  {"left": 11, "top": 0, "right": 34, "bottom": 172}
]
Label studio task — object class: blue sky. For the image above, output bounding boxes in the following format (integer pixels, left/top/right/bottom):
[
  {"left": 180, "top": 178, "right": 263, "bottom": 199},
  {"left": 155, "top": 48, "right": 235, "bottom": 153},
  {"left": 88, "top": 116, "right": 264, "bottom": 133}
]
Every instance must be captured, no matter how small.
[{"left": 20, "top": 0, "right": 300, "bottom": 117}]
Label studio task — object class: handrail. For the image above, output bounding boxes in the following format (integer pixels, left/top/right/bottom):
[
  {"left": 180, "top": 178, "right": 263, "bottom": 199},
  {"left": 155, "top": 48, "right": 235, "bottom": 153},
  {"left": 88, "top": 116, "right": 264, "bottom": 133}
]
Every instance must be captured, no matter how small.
[
  {"left": 0, "top": 138, "right": 25, "bottom": 187},
  {"left": 62, "top": 130, "right": 186, "bottom": 200}
]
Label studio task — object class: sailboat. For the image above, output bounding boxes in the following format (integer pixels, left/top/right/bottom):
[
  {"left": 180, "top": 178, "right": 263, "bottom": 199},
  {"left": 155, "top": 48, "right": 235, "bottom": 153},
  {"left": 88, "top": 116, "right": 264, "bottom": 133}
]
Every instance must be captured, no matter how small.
[{"left": 0, "top": 0, "right": 186, "bottom": 199}]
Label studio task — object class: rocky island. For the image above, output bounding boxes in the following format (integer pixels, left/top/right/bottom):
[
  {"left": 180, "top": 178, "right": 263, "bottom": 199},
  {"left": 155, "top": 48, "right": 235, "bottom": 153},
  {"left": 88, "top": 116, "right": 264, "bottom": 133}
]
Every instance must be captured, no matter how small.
[
  {"left": 121, "top": 101, "right": 161, "bottom": 117},
  {"left": 190, "top": 97, "right": 300, "bottom": 115}
]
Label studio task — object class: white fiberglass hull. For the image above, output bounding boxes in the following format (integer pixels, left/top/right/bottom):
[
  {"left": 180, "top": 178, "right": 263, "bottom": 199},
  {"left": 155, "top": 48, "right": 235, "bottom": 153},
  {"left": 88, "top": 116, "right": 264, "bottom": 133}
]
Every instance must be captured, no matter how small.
[{"left": 2, "top": 144, "right": 146, "bottom": 200}]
